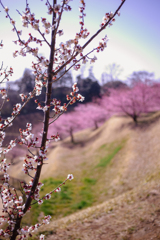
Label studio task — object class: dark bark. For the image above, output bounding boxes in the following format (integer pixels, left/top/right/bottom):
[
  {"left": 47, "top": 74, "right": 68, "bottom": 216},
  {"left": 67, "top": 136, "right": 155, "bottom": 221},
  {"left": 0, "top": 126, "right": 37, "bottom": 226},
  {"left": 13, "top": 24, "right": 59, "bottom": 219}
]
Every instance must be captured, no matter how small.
[
  {"left": 70, "top": 128, "right": 74, "bottom": 143},
  {"left": 94, "top": 121, "right": 98, "bottom": 130},
  {"left": 133, "top": 114, "right": 138, "bottom": 125}
]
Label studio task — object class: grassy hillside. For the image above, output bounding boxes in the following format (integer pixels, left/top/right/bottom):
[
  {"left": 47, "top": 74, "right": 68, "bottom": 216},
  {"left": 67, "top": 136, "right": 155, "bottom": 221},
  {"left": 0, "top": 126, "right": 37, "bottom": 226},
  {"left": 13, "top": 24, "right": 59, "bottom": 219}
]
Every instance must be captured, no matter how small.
[{"left": 6, "top": 112, "right": 160, "bottom": 239}]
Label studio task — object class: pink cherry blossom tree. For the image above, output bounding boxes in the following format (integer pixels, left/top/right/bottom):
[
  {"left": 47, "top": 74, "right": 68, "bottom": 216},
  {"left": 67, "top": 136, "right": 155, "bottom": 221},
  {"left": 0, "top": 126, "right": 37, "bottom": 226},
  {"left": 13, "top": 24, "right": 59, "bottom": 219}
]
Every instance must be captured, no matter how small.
[
  {"left": 49, "top": 102, "right": 109, "bottom": 143},
  {"left": 49, "top": 111, "right": 84, "bottom": 143},
  {"left": 0, "top": 0, "right": 126, "bottom": 239},
  {"left": 75, "top": 103, "right": 109, "bottom": 130},
  {"left": 102, "top": 82, "right": 157, "bottom": 124}
]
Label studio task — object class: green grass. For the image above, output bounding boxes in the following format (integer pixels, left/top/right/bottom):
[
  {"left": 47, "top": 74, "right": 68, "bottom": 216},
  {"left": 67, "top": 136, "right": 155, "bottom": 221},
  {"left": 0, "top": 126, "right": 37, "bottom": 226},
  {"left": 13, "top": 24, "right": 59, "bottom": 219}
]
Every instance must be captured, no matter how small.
[
  {"left": 96, "top": 145, "right": 122, "bottom": 167},
  {"left": 22, "top": 139, "right": 126, "bottom": 226},
  {"left": 99, "top": 143, "right": 107, "bottom": 150},
  {"left": 83, "top": 177, "right": 97, "bottom": 185},
  {"left": 22, "top": 177, "right": 97, "bottom": 225},
  {"left": 71, "top": 177, "right": 97, "bottom": 210}
]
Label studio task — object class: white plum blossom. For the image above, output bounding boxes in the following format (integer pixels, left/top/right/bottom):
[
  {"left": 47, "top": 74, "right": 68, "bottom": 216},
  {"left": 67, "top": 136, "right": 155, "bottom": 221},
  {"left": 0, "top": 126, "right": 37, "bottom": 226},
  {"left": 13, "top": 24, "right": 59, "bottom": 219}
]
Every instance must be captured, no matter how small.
[
  {"left": 21, "top": 14, "right": 29, "bottom": 27},
  {"left": 45, "top": 28, "right": 50, "bottom": 34},
  {"left": 110, "top": 11, "right": 113, "bottom": 17},
  {"left": 42, "top": 215, "right": 51, "bottom": 224},
  {"left": 40, "top": 234, "right": 45, "bottom": 240},
  {"left": 45, "top": 193, "right": 51, "bottom": 200},
  {"left": 38, "top": 199, "right": 43, "bottom": 204},
  {"left": 32, "top": 23, "right": 39, "bottom": 30},
  {"left": 19, "top": 93, "right": 25, "bottom": 101},
  {"left": 13, "top": 103, "right": 21, "bottom": 114},
  {"left": 4, "top": 6, "right": 9, "bottom": 12},
  {"left": 58, "top": 29, "right": 63, "bottom": 36},
  {"left": 35, "top": 79, "right": 43, "bottom": 96},
  {"left": 4, "top": 117, "right": 13, "bottom": 127},
  {"left": 43, "top": 105, "right": 49, "bottom": 112},
  {"left": 90, "top": 55, "right": 97, "bottom": 63},
  {"left": 77, "top": 94, "right": 85, "bottom": 102},
  {"left": 72, "top": 83, "right": 79, "bottom": 92},
  {"left": 26, "top": 123, "right": 32, "bottom": 131},
  {"left": 54, "top": 4, "right": 61, "bottom": 13},
  {"left": 32, "top": 47, "right": 39, "bottom": 56},
  {"left": 55, "top": 135, "right": 60, "bottom": 141},
  {"left": 0, "top": 89, "right": 7, "bottom": 99},
  {"left": 67, "top": 174, "right": 74, "bottom": 180},
  {"left": 56, "top": 187, "right": 61, "bottom": 192},
  {"left": 13, "top": 50, "right": 18, "bottom": 58}
]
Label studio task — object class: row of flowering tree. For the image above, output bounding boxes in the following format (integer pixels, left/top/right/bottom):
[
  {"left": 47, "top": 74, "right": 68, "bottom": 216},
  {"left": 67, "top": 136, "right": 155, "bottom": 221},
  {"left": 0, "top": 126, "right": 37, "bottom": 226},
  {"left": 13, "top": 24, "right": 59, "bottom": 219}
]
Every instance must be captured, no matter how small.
[
  {"left": 0, "top": 0, "right": 126, "bottom": 239},
  {"left": 51, "top": 80, "right": 160, "bottom": 142},
  {"left": 48, "top": 102, "right": 109, "bottom": 143}
]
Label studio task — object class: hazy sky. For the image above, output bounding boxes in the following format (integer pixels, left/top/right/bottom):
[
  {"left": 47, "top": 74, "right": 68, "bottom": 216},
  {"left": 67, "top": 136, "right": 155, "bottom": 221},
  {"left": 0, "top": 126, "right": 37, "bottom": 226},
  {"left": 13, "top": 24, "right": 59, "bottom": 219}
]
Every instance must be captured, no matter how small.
[{"left": 0, "top": 0, "right": 160, "bottom": 84}]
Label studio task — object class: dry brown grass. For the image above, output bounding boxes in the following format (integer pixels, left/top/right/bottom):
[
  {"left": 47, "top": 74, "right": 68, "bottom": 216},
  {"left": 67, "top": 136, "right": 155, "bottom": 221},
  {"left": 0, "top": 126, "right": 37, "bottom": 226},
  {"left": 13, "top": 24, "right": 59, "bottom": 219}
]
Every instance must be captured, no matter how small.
[
  {"left": 2, "top": 112, "right": 160, "bottom": 239},
  {"left": 42, "top": 113, "right": 160, "bottom": 240}
]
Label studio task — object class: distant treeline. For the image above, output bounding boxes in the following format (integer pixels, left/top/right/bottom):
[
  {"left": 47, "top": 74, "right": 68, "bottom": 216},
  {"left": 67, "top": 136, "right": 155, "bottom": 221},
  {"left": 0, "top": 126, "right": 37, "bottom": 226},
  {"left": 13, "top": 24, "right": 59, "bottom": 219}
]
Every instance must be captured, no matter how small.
[
  {"left": 1, "top": 68, "right": 155, "bottom": 117},
  {"left": 1, "top": 68, "right": 103, "bottom": 117}
]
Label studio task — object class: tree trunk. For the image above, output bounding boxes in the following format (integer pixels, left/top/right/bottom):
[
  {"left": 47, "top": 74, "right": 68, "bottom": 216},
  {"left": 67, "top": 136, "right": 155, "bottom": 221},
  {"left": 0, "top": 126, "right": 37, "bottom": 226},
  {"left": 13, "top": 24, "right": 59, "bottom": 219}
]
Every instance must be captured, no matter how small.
[
  {"left": 70, "top": 128, "right": 74, "bottom": 143},
  {"left": 133, "top": 115, "right": 138, "bottom": 125},
  {"left": 94, "top": 121, "right": 98, "bottom": 130}
]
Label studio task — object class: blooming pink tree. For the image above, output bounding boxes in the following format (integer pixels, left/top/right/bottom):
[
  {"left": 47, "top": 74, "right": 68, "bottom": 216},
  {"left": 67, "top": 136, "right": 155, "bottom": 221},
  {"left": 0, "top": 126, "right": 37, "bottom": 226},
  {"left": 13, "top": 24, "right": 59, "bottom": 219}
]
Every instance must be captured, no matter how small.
[
  {"left": 75, "top": 103, "right": 109, "bottom": 130},
  {"left": 0, "top": 0, "right": 126, "bottom": 239},
  {"left": 102, "top": 82, "right": 157, "bottom": 124},
  {"left": 50, "top": 111, "right": 84, "bottom": 143},
  {"left": 50, "top": 103, "right": 109, "bottom": 143}
]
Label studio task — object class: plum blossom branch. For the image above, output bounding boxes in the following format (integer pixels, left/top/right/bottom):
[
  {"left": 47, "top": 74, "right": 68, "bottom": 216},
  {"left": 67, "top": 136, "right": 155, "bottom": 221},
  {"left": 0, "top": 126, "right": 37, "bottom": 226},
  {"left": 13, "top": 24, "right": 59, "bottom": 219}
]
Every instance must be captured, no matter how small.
[
  {"left": 48, "top": 83, "right": 84, "bottom": 126},
  {"left": 0, "top": 0, "right": 126, "bottom": 239},
  {"left": 0, "top": 90, "right": 36, "bottom": 131},
  {"left": 31, "top": 174, "right": 74, "bottom": 206},
  {"left": 52, "top": 48, "right": 96, "bottom": 83},
  {"left": 54, "top": 0, "right": 126, "bottom": 76}
]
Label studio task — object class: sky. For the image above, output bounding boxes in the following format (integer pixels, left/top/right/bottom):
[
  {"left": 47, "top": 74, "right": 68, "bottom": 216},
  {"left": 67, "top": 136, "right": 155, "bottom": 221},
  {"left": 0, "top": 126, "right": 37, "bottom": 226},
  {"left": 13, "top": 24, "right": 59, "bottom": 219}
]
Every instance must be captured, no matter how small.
[{"left": 0, "top": 0, "right": 160, "bottom": 85}]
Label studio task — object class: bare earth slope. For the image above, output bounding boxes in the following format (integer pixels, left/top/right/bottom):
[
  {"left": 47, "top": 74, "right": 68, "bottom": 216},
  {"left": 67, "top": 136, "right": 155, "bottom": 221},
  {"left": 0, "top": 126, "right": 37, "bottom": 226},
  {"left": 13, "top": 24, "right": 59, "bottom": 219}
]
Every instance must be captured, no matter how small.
[
  {"left": 4, "top": 114, "right": 160, "bottom": 239},
  {"left": 40, "top": 114, "right": 160, "bottom": 240}
]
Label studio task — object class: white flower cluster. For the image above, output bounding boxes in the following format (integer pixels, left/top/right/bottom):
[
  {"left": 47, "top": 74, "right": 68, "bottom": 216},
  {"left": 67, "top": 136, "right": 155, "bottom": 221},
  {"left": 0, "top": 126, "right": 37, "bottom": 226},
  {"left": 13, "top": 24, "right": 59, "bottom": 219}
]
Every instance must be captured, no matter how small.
[
  {"left": 0, "top": 158, "right": 10, "bottom": 174},
  {"left": 66, "top": 83, "right": 85, "bottom": 103},
  {"left": 97, "top": 35, "right": 109, "bottom": 52},
  {"left": 19, "top": 123, "right": 39, "bottom": 148},
  {"left": 67, "top": 174, "right": 74, "bottom": 181},
  {"left": 4, "top": 116, "right": 14, "bottom": 127},
  {"left": 0, "top": 66, "right": 13, "bottom": 82},
  {"left": 1, "top": 187, "right": 14, "bottom": 209},
  {"left": 0, "top": 131, "right": 5, "bottom": 150},
  {"left": 0, "top": 104, "right": 22, "bottom": 131},
  {"left": 90, "top": 55, "right": 97, "bottom": 63},
  {"left": 35, "top": 78, "right": 43, "bottom": 96},
  {"left": 3, "top": 139, "right": 16, "bottom": 155},
  {"left": 14, "top": 215, "right": 51, "bottom": 239},
  {"left": 13, "top": 103, "right": 21, "bottom": 114},
  {"left": 0, "top": 89, "right": 7, "bottom": 99},
  {"left": 19, "top": 93, "right": 26, "bottom": 102},
  {"left": 42, "top": 18, "right": 51, "bottom": 34},
  {"left": 51, "top": 98, "right": 67, "bottom": 114},
  {"left": 22, "top": 154, "right": 43, "bottom": 175},
  {"left": 37, "top": 104, "right": 49, "bottom": 112}
]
